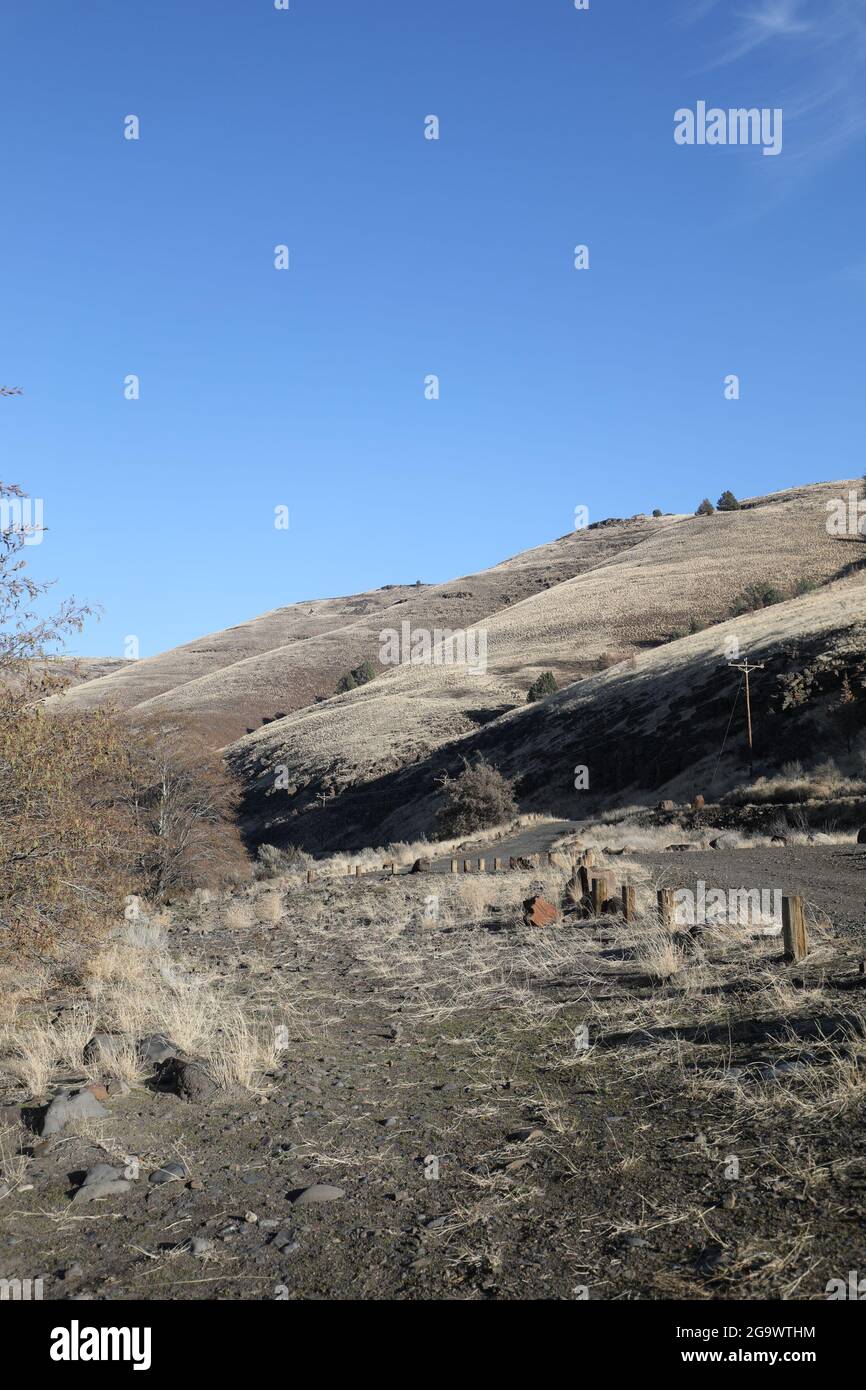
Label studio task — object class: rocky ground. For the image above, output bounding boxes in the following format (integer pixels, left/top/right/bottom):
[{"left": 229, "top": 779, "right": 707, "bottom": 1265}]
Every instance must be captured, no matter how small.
[{"left": 1, "top": 834, "right": 865, "bottom": 1301}]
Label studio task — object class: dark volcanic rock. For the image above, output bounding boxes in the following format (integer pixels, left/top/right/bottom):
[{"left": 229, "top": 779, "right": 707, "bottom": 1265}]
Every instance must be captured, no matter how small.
[{"left": 155, "top": 1057, "right": 219, "bottom": 1102}]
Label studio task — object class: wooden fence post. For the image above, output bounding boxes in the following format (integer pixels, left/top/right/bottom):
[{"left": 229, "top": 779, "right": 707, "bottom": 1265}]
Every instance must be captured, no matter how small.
[
  {"left": 355, "top": 865, "right": 362, "bottom": 878},
  {"left": 782, "top": 895, "right": 808, "bottom": 962},
  {"left": 477, "top": 857, "right": 486, "bottom": 873},
  {"left": 578, "top": 865, "right": 590, "bottom": 898},
  {"left": 493, "top": 857, "right": 502, "bottom": 872},
  {"left": 591, "top": 876, "right": 609, "bottom": 917},
  {"left": 307, "top": 869, "right": 315, "bottom": 884},
  {"left": 463, "top": 859, "right": 472, "bottom": 873},
  {"left": 450, "top": 858, "right": 459, "bottom": 874},
  {"left": 622, "top": 885, "right": 636, "bottom": 923},
  {"left": 657, "top": 888, "right": 674, "bottom": 926}
]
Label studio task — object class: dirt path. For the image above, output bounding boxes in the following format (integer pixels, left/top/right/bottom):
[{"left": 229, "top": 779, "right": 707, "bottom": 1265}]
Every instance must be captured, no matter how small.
[
  {"left": 2, "top": 845, "right": 865, "bottom": 1301},
  {"left": 633, "top": 845, "right": 866, "bottom": 934},
  {"left": 428, "top": 819, "right": 580, "bottom": 873}
]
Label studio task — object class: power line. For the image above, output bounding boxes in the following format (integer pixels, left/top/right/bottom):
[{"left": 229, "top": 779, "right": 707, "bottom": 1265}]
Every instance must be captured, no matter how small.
[{"left": 710, "top": 671, "right": 743, "bottom": 788}]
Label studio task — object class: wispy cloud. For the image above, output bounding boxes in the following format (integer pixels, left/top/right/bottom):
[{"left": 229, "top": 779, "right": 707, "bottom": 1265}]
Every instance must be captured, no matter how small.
[{"left": 684, "top": 0, "right": 866, "bottom": 168}]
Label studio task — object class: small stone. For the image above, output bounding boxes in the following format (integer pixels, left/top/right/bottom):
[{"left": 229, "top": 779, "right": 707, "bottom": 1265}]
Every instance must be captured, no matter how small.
[
  {"left": 138, "top": 1033, "right": 179, "bottom": 1066},
  {"left": 41, "top": 1088, "right": 108, "bottom": 1137},
  {"left": 148, "top": 1162, "right": 186, "bottom": 1185},
  {"left": 522, "top": 895, "right": 559, "bottom": 928},
  {"left": 60, "top": 1262, "right": 84, "bottom": 1280},
  {"left": 188, "top": 1236, "right": 214, "bottom": 1258},
  {"left": 155, "top": 1056, "right": 218, "bottom": 1102},
  {"left": 188, "top": 1179, "right": 204, "bottom": 1191},
  {"left": 72, "top": 1165, "right": 133, "bottom": 1204},
  {"left": 288, "top": 1183, "right": 345, "bottom": 1206},
  {"left": 106, "top": 1077, "right": 130, "bottom": 1097},
  {"left": 82, "top": 1034, "right": 126, "bottom": 1066}
]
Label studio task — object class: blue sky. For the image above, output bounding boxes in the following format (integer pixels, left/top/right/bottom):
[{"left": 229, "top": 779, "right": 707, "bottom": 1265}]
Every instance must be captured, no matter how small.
[{"left": 2, "top": 0, "right": 865, "bottom": 658}]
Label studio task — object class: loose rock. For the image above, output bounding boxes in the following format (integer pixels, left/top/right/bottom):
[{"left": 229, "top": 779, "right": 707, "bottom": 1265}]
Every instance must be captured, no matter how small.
[
  {"left": 288, "top": 1183, "right": 345, "bottom": 1205},
  {"left": 41, "top": 1087, "right": 108, "bottom": 1137},
  {"left": 522, "top": 895, "right": 559, "bottom": 927},
  {"left": 148, "top": 1162, "right": 186, "bottom": 1185},
  {"left": 155, "top": 1056, "right": 219, "bottom": 1102}
]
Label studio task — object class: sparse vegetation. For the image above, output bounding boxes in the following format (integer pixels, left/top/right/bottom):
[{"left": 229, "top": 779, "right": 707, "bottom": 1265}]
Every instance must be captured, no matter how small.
[
  {"left": 436, "top": 757, "right": 517, "bottom": 836},
  {"left": 335, "top": 659, "right": 376, "bottom": 694},
  {"left": 716, "top": 490, "right": 740, "bottom": 511},
  {"left": 730, "top": 581, "right": 785, "bottom": 615},
  {"left": 526, "top": 671, "right": 558, "bottom": 703},
  {"left": 695, "top": 498, "right": 715, "bottom": 516},
  {"left": 254, "top": 842, "right": 311, "bottom": 879}
]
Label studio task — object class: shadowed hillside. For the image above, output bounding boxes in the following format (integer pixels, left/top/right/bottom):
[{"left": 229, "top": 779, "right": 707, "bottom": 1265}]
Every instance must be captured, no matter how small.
[{"left": 225, "top": 482, "right": 865, "bottom": 845}]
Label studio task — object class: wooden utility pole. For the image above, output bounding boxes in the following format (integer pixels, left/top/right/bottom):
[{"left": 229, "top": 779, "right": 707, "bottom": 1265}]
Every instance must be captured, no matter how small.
[{"left": 728, "top": 658, "right": 764, "bottom": 775}]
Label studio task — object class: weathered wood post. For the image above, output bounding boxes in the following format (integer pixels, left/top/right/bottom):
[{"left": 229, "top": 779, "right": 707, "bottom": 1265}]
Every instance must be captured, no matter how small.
[
  {"left": 347, "top": 863, "right": 353, "bottom": 876},
  {"left": 578, "top": 865, "right": 591, "bottom": 898},
  {"left": 463, "top": 859, "right": 472, "bottom": 873},
  {"left": 450, "top": 858, "right": 459, "bottom": 874},
  {"left": 355, "top": 864, "right": 362, "bottom": 878},
  {"left": 591, "top": 876, "right": 609, "bottom": 917},
  {"left": 477, "top": 857, "right": 485, "bottom": 872},
  {"left": 493, "top": 857, "right": 502, "bottom": 872},
  {"left": 657, "top": 888, "right": 674, "bottom": 926},
  {"left": 782, "top": 895, "right": 808, "bottom": 962},
  {"left": 307, "top": 869, "right": 315, "bottom": 884},
  {"left": 622, "top": 885, "right": 636, "bottom": 923}
]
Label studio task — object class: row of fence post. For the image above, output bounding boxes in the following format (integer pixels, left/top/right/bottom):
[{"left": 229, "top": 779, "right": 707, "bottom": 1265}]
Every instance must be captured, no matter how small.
[{"left": 304, "top": 851, "right": 809, "bottom": 962}]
